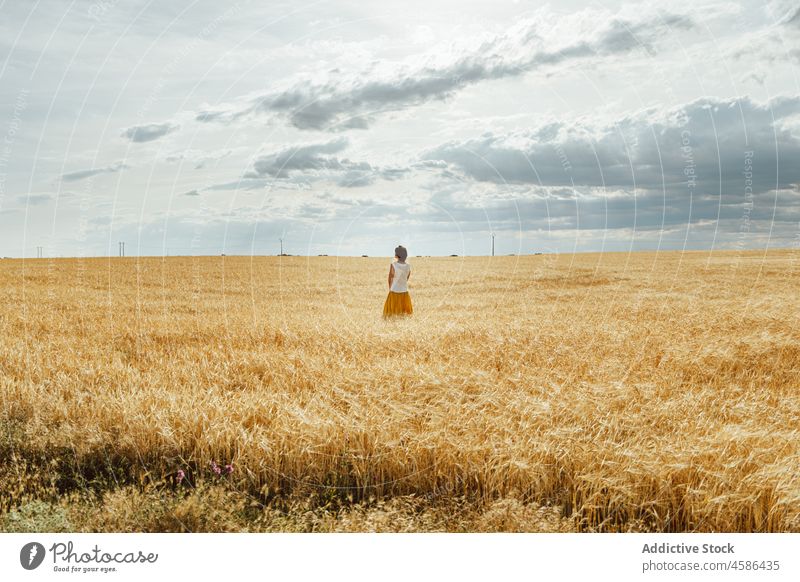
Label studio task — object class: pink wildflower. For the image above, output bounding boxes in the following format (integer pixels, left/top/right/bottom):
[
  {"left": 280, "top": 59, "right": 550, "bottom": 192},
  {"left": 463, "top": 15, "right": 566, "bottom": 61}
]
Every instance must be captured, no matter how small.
[
  {"left": 176, "top": 469, "right": 185, "bottom": 484},
  {"left": 225, "top": 464, "right": 234, "bottom": 474}
]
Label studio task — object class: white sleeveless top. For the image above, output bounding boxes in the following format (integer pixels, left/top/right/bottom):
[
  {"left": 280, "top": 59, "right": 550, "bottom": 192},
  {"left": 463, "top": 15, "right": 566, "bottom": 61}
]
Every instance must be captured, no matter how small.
[{"left": 390, "top": 261, "right": 411, "bottom": 293}]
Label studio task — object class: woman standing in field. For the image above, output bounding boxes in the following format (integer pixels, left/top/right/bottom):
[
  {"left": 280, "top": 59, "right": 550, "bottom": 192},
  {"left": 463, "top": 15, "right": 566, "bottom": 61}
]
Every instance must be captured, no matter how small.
[{"left": 383, "top": 245, "right": 413, "bottom": 318}]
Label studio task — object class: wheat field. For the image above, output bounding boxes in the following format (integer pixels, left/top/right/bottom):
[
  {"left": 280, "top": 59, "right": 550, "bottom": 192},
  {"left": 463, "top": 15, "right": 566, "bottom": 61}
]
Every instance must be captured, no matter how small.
[{"left": 1, "top": 250, "right": 799, "bottom": 532}]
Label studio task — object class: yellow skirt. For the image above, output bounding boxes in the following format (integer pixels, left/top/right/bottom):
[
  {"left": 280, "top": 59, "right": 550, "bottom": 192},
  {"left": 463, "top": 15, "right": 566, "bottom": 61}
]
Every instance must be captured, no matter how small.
[{"left": 383, "top": 291, "right": 413, "bottom": 318}]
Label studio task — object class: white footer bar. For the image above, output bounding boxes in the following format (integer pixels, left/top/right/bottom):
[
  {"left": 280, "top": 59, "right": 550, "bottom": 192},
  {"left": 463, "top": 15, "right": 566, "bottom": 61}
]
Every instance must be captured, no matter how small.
[{"left": 2, "top": 533, "right": 797, "bottom": 581}]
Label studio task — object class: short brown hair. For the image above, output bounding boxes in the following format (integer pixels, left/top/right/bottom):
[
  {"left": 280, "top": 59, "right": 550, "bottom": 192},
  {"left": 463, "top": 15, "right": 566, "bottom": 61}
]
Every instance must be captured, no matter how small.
[{"left": 394, "top": 245, "right": 408, "bottom": 261}]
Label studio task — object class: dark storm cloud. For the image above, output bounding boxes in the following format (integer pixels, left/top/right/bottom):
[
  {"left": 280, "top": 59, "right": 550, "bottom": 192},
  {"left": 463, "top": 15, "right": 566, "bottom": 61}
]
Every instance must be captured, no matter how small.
[
  {"left": 61, "top": 161, "right": 129, "bottom": 182},
  {"left": 416, "top": 95, "right": 800, "bottom": 237},
  {"left": 421, "top": 185, "right": 800, "bottom": 234},
  {"left": 196, "top": 10, "right": 693, "bottom": 131},
  {"left": 422, "top": 95, "right": 800, "bottom": 196},
  {"left": 247, "top": 137, "right": 350, "bottom": 177},
  {"left": 121, "top": 122, "right": 180, "bottom": 143},
  {"left": 243, "top": 138, "right": 410, "bottom": 187}
]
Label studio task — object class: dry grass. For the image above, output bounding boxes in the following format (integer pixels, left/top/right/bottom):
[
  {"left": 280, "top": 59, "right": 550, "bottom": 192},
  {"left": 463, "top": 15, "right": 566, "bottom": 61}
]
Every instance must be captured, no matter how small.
[{"left": 1, "top": 250, "right": 799, "bottom": 532}]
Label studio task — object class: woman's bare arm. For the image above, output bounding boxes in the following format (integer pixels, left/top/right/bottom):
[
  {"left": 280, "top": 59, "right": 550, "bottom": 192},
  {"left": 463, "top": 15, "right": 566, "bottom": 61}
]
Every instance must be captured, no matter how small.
[{"left": 387, "top": 264, "right": 394, "bottom": 289}]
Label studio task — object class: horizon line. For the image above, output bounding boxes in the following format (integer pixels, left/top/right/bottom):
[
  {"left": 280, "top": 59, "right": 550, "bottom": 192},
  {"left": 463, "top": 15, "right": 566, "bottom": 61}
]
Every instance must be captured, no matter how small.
[{"left": 4, "top": 247, "right": 799, "bottom": 260}]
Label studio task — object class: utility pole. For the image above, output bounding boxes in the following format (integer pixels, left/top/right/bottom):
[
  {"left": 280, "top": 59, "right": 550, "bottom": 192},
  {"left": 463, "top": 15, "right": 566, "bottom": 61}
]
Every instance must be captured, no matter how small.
[
  {"left": 491, "top": 233, "right": 495, "bottom": 257},
  {"left": 118, "top": 241, "right": 125, "bottom": 257},
  {"left": 36, "top": 246, "right": 43, "bottom": 258},
  {"left": 279, "top": 237, "right": 283, "bottom": 256}
]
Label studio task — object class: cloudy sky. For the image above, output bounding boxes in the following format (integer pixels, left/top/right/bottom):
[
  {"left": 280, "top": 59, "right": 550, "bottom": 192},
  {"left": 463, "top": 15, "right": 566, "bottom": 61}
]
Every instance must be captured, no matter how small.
[{"left": 1, "top": 0, "right": 799, "bottom": 257}]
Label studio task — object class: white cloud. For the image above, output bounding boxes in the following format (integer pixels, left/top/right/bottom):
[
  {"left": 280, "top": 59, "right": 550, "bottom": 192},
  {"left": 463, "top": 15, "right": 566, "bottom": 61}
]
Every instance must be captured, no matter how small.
[
  {"left": 165, "top": 148, "right": 234, "bottom": 169},
  {"left": 61, "top": 161, "right": 129, "bottom": 182},
  {"left": 195, "top": 6, "right": 693, "bottom": 131}
]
